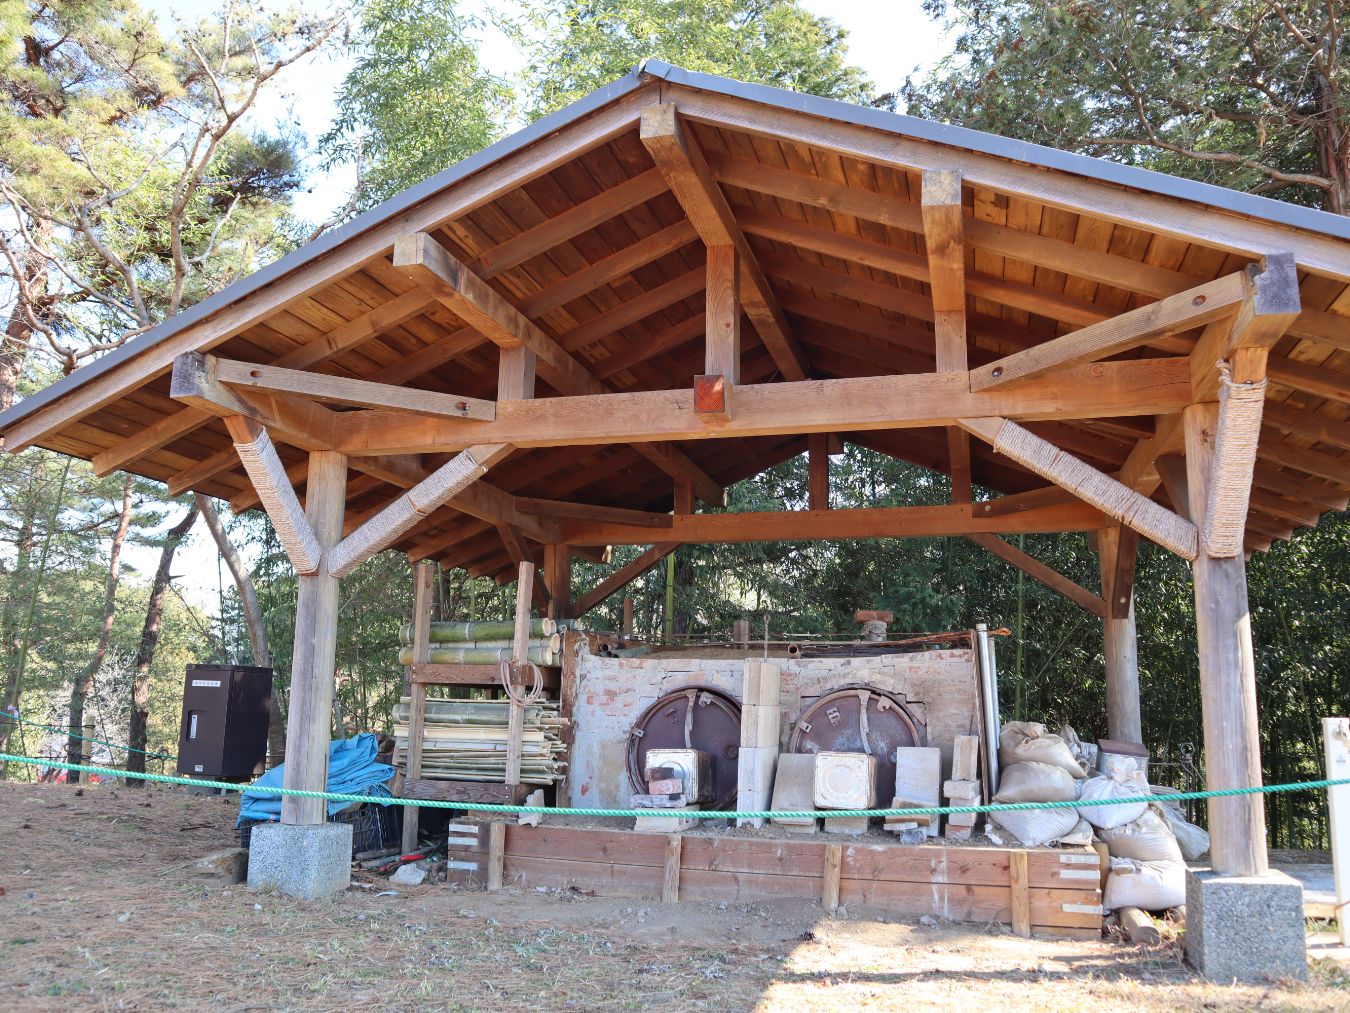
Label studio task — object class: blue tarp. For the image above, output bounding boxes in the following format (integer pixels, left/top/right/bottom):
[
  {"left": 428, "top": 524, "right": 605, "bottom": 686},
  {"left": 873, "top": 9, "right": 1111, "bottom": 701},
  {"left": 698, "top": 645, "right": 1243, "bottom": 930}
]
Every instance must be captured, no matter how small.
[{"left": 238, "top": 733, "right": 395, "bottom": 825}]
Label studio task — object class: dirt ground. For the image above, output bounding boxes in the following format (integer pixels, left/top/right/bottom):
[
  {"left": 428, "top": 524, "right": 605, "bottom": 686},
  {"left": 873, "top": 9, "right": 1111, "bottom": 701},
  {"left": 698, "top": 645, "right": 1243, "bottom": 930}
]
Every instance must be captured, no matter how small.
[{"left": 1, "top": 782, "right": 1348, "bottom": 1012}]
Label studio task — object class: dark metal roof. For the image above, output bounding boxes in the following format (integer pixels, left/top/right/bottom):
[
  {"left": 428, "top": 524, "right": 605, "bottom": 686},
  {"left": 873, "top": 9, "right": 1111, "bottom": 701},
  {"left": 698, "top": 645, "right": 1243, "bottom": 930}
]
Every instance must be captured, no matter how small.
[{"left": 6, "top": 58, "right": 1349, "bottom": 433}]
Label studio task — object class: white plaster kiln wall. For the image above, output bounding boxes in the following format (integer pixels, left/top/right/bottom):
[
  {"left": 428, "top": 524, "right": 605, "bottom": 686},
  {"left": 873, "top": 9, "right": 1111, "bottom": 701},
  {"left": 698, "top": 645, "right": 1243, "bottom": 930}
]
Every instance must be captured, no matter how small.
[{"left": 568, "top": 647, "right": 981, "bottom": 808}]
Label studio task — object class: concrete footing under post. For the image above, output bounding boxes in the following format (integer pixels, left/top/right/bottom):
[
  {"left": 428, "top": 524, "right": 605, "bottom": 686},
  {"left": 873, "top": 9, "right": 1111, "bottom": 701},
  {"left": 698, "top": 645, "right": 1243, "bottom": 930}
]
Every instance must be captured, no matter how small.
[
  {"left": 247, "top": 822, "right": 352, "bottom": 900},
  {"left": 1184, "top": 868, "right": 1307, "bottom": 982}
]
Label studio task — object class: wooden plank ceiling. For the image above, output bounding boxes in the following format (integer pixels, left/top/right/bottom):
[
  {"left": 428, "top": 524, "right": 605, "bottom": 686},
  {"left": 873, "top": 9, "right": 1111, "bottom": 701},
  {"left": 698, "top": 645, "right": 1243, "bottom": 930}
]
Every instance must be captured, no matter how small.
[{"left": 13, "top": 75, "right": 1350, "bottom": 583}]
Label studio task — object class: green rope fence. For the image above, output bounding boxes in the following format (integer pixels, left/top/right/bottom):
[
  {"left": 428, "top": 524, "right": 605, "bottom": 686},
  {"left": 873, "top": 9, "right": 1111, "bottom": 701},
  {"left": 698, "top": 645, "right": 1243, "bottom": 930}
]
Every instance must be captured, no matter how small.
[
  {"left": 3, "top": 752, "right": 1348, "bottom": 821},
  {"left": 1, "top": 713, "right": 175, "bottom": 761}
]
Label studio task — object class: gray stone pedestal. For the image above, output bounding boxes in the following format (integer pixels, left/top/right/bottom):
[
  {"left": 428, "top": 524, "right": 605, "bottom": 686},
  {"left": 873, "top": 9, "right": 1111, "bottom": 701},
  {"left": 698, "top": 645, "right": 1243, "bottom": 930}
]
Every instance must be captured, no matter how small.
[
  {"left": 1185, "top": 868, "right": 1307, "bottom": 982},
  {"left": 246, "top": 822, "right": 352, "bottom": 900}
]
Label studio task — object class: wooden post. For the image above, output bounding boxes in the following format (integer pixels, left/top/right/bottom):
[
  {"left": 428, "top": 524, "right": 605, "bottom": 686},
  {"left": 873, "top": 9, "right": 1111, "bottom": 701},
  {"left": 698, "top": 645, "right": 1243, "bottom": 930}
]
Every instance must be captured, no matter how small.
[
  {"left": 705, "top": 246, "right": 740, "bottom": 384},
  {"left": 622, "top": 596, "right": 634, "bottom": 637},
  {"left": 808, "top": 433, "right": 830, "bottom": 510},
  {"left": 544, "top": 544, "right": 571, "bottom": 620},
  {"left": 505, "top": 560, "right": 532, "bottom": 788},
  {"left": 1184, "top": 402, "right": 1268, "bottom": 876},
  {"left": 487, "top": 821, "right": 506, "bottom": 891},
  {"left": 401, "top": 560, "right": 435, "bottom": 851},
  {"left": 281, "top": 451, "right": 346, "bottom": 826},
  {"left": 1098, "top": 526, "right": 1142, "bottom": 742},
  {"left": 1009, "top": 849, "right": 1031, "bottom": 937},
  {"left": 733, "top": 619, "right": 750, "bottom": 646},
  {"left": 1323, "top": 717, "right": 1350, "bottom": 947},
  {"left": 81, "top": 720, "right": 94, "bottom": 767},
  {"left": 822, "top": 843, "right": 843, "bottom": 913},
  {"left": 662, "top": 834, "right": 682, "bottom": 903}
]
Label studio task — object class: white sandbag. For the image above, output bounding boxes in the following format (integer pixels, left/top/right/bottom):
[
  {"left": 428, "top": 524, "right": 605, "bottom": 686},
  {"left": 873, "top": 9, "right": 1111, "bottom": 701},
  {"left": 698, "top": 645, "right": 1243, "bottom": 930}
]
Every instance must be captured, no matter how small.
[
  {"left": 1077, "top": 755, "right": 1150, "bottom": 829},
  {"left": 1055, "top": 818, "right": 1095, "bottom": 847},
  {"left": 1157, "top": 804, "right": 1211, "bottom": 861},
  {"left": 1097, "top": 807, "right": 1183, "bottom": 864},
  {"left": 990, "top": 807, "right": 1080, "bottom": 848},
  {"left": 994, "top": 761, "right": 1080, "bottom": 803},
  {"left": 999, "top": 721, "right": 1087, "bottom": 779},
  {"left": 1103, "top": 858, "right": 1186, "bottom": 912},
  {"left": 1058, "top": 725, "right": 1096, "bottom": 776}
]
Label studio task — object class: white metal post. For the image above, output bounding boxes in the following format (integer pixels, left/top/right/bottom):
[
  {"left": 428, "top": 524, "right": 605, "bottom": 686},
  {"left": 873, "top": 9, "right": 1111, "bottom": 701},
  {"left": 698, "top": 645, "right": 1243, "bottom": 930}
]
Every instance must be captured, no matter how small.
[{"left": 1323, "top": 717, "right": 1350, "bottom": 946}]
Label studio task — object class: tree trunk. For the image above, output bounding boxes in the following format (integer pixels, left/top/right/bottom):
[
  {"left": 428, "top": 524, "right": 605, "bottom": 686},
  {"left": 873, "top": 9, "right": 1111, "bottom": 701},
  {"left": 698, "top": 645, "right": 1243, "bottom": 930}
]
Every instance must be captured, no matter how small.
[
  {"left": 194, "top": 493, "right": 284, "bottom": 765},
  {"left": 66, "top": 475, "right": 134, "bottom": 781},
  {"left": 0, "top": 219, "right": 53, "bottom": 412},
  {"left": 126, "top": 503, "right": 198, "bottom": 785}
]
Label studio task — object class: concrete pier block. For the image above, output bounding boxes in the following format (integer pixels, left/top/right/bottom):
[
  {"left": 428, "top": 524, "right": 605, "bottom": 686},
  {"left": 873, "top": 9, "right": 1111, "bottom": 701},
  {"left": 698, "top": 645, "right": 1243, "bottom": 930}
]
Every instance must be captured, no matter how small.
[
  {"left": 1184, "top": 868, "right": 1307, "bottom": 982},
  {"left": 247, "top": 822, "right": 352, "bottom": 900}
]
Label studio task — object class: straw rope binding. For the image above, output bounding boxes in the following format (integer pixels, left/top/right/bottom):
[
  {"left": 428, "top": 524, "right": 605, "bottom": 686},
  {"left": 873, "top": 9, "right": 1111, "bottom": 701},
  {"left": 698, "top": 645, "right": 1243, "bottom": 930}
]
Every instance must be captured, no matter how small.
[
  {"left": 991, "top": 419, "right": 1199, "bottom": 559},
  {"left": 328, "top": 451, "right": 486, "bottom": 577},
  {"left": 1202, "top": 360, "right": 1267, "bottom": 558},
  {"left": 232, "top": 427, "right": 322, "bottom": 574}
]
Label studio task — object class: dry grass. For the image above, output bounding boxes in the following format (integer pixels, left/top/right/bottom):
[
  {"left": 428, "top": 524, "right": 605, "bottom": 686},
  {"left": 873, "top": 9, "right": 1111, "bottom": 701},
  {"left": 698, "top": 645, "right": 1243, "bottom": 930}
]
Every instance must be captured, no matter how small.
[{"left": 1, "top": 781, "right": 1347, "bottom": 1012}]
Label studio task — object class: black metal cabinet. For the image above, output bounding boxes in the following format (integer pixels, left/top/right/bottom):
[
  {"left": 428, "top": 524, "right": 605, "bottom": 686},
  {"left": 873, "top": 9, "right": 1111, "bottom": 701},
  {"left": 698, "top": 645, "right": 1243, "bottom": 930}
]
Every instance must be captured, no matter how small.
[{"left": 176, "top": 665, "right": 273, "bottom": 779}]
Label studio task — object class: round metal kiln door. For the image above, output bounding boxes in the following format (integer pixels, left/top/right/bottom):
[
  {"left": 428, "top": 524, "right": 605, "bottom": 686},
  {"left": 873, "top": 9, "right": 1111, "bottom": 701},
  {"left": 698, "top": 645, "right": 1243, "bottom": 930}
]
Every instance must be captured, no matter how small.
[
  {"left": 627, "top": 688, "right": 742, "bottom": 809},
  {"left": 787, "top": 687, "right": 924, "bottom": 807}
]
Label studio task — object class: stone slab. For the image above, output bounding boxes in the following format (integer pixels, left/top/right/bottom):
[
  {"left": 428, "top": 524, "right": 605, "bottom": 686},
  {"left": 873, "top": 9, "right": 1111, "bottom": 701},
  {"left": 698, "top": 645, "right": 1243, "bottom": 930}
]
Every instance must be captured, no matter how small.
[
  {"left": 943, "top": 778, "right": 982, "bottom": 800},
  {"left": 739, "top": 703, "right": 782, "bottom": 748},
  {"left": 824, "top": 815, "right": 869, "bottom": 835},
  {"left": 736, "top": 745, "right": 778, "bottom": 828},
  {"left": 814, "top": 751, "right": 876, "bottom": 810},
  {"left": 952, "top": 735, "right": 981, "bottom": 781},
  {"left": 895, "top": 746, "right": 941, "bottom": 837},
  {"left": 771, "top": 752, "right": 816, "bottom": 829},
  {"left": 247, "top": 822, "right": 352, "bottom": 901},
  {"left": 1185, "top": 868, "right": 1307, "bottom": 982}
]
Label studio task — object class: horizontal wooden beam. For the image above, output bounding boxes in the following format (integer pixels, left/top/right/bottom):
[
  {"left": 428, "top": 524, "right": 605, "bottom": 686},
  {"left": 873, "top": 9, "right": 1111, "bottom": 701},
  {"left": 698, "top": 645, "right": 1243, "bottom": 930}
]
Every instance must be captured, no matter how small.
[
  {"left": 516, "top": 497, "right": 672, "bottom": 528},
  {"left": 573, "top": 542, "right": 679, "bottom": 615},
  {"left": 170, "top": 352, "right": 339, "bottom": 450},
  {"left": 1190, "top": 254, "right": 1301, "bottom": 399},
  {"left": 966, "top": 532, "right": 1106, "bottom": 618},
  {"left": 213, "top": 357, "right": 496, "bottom": 421},
  {"left": 972, "top": 271, "right": 1250, "bottom": 391},
  {"left": 338, "top": 358, "right": 1193, "bottom": 456},
  {"left": 556, "top": 501, "right": 1104, "bottom": 547}
]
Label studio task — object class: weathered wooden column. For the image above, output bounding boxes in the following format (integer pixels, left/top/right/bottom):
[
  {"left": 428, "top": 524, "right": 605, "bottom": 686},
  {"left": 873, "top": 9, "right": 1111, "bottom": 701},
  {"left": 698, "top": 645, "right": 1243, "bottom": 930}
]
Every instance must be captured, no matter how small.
[
  {"left": 1184, "top": 403, "right": 1267, "bottom": 876},
  {"left": 281, "top": 450, "right": 347, "bottom": 826},
  {"left": 1097, "top": 526, "right": 1142, "bottom": 743}
]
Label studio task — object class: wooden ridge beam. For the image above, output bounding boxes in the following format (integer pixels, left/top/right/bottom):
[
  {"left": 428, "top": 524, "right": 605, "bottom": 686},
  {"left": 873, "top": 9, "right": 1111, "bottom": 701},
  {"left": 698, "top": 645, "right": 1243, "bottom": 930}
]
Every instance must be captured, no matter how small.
[
  {"left": 573, "top": 542, "right": 679, "bottom": 616},
  {"left": 973, "top": 271, "right": 1250, "bottom": 392},
  {"left": 214, "top": 357, "right": 496, "bottom": 421},
  {"left": 639, "top": 103, "right": 809, "bottom": 381},
  {"left": 557, "top": 500, "right": 1104, "bottom": 547},
  {"left": 966, "top": 531, "right": 1106, "bottom": 618},
  {"left": 338, "top": 358, "right": 1194, "bottom": 456}
]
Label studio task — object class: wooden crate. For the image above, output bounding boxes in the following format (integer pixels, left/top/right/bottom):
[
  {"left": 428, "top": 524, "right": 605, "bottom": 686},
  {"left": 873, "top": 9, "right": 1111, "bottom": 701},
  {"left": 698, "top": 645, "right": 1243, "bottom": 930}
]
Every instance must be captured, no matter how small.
[{"left": 443, "top": 822, "right": 1103, "bottom": 939}]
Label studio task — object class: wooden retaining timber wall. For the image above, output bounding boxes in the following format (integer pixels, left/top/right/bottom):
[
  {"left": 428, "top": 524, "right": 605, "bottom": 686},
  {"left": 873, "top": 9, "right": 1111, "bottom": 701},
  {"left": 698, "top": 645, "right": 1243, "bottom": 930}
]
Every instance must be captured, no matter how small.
[{"left": 445, "top": 823, "right": 1104, "bottom": 939}]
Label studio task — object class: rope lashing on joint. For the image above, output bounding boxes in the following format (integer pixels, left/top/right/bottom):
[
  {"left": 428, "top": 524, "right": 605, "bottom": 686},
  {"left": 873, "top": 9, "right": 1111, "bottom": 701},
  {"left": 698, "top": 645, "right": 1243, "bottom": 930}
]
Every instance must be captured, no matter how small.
[
  {"left": 3, "top": 752, "right": 1347, "bottom": 821},
  {"left": 0, "top": 713, "right": 175, "bottom": 761},
  {"left": 232, "top": 426, "right": 322, "bottom": 574},
  {"left": 1202, "top": 359, "right": 1268, "bottom": 558}
]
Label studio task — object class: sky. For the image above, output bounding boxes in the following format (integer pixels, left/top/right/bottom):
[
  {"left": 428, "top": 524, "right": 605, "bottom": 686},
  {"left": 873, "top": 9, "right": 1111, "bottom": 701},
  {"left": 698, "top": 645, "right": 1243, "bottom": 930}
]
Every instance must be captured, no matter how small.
[{"left": 122, "top": 0, "right": 956, "bottom": 616}]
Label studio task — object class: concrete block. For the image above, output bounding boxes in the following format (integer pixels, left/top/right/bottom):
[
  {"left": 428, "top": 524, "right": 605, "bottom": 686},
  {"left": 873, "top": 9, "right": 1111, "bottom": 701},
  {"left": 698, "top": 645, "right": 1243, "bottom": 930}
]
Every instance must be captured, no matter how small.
[
  {"left": 635, "top": 806, "right": 700, "bottom": 833},
  {"left": 945, "top": 809, "right": 979, "bottom": 827},
  {"left": 1184, "top": 868, "right": 1307, "bottom": 982},
  {"left": 895, "top": 746, "right": 941, "bottom": 837},
  {"left": 952, "top": 735, "right": 981, "bottom": 781},
  {"left": 736, "top": 745, "right": 778, "bottom": 827},
  {"left": 944, "top": 824, "right": 973, "bottom": 841},
  {"left": 740, "top": 703, "right": 781, "bottom": 748},
  {"left": 814, "top": 751, "right": 876, "bottom": 809},
  {"left": 771, "top": 752, "right": 816, "bottom": 829},
  {"left": 943, "top": 779, "right": 982, "bottom": 800},
  {"left": 645, "top": 748, "right": 711, "bottom": 803},
  {"left": 743, "top": 660, "right": 780, "bottom": 706},
  {"left": 247, "top": 822, "right": 352, "bottom": 901},
  {"left": 824, "top": 815, "right": 868, "bottom": 835}
]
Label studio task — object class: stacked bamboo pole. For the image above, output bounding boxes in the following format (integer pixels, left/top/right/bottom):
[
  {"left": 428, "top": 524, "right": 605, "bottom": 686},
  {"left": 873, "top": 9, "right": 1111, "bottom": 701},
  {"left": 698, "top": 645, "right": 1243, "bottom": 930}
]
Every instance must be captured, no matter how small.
[
  {"left": 396, "top": 621, "right": 567, "bottom": 666},
  {"left": 392, "top": 698, "right": 567, "bottom": 785}
]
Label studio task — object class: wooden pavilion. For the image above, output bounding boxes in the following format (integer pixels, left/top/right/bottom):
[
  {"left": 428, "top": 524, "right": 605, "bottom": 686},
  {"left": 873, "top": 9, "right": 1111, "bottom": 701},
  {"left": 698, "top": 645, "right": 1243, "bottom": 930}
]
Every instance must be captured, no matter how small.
[{"left": 3, "top": 63, "right": 1349, "bottom": 931}]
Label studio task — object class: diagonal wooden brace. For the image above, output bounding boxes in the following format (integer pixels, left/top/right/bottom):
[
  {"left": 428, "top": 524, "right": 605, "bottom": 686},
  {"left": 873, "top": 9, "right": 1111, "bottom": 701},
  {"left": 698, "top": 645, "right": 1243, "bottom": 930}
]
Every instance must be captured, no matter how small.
[{"left": 223, "top": 416, "right": 322, "bottom": 575}]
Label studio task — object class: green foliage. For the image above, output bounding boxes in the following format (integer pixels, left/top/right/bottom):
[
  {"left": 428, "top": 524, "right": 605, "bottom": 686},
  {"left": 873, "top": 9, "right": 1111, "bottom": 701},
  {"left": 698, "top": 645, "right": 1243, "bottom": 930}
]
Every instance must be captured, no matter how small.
[
  {"left": 322, "top": 0, "right": 513, "bottom": 210},
  {"left": 506, "top": 0, "right": 880, "bottom": 120},
  {"left": 906, "top": 1, "right": 1350, "bottom": 210}
]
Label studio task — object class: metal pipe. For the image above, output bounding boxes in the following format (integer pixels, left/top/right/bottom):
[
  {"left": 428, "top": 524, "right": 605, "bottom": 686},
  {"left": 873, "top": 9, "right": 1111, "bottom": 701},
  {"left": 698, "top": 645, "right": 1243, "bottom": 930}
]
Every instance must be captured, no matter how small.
[{"left": 976, "top": 623, "right": 1001, "bottom": 792}]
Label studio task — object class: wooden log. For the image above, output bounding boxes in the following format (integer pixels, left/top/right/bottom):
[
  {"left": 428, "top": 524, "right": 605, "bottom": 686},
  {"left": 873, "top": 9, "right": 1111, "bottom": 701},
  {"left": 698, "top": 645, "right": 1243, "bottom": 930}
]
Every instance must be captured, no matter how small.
[
  {"left": 663, "top": 834, "right": 683, "bottom": 903},
  {"left": 281, "top": 451, "right": 345, "bottom": 825},
  {"left": 1119, "top": 906, "right": 1161, "bottom": 946},
  {"left": 402, "top": 561, "right": 435, "bottom": 851},
  {"left": 1185, "top": 402, "right": 1269, "bottom": 876},
  {"left": 822, "top": 843, "right": 843, "bottom": 913}
]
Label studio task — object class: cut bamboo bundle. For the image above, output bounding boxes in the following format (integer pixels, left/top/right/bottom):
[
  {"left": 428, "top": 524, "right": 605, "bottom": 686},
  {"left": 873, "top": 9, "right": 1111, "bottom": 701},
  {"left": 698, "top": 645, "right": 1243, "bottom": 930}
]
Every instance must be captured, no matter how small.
[
  {"left": 397, "top": 638, "right": 560, "bottom": 666},
  {"left": 394, "top": 696, "right": 566, "bottom": 786},
  {"left": 399, "top": 618, "right": 557, "bottom": 644}
]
